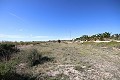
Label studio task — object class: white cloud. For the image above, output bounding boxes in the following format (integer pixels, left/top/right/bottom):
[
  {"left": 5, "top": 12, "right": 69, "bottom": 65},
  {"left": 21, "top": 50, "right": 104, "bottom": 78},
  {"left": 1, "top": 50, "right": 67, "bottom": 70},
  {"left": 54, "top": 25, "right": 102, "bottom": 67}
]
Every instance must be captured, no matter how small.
[
  {"left": 8, "top": 12, "right": 24, "bottom": 21},
  {"left": 0, "top": 34, "right": 49, "bottom": 39},
  {"left": 0, "top": 34, "right": 71, "bottom": 41},
  {"left": 0, "top": 34, "right": 24, "bottom": 38}
]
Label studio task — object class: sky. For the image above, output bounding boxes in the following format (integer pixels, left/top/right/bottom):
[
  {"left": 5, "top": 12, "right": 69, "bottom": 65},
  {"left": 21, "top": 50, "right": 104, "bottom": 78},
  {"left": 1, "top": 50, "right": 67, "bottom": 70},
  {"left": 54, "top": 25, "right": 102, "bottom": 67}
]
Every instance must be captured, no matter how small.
[{"left": 0, "top": 0, "right": 120, "bottom": 41}]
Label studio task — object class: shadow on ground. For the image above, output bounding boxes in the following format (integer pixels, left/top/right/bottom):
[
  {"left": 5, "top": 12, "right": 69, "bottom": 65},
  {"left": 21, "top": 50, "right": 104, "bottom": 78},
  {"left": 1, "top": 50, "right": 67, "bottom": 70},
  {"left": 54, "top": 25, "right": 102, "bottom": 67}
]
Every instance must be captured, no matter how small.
[
  {"left": 0, "top": 72, "right": 36, "bottom": 80},
  {"left": 32, "top": 56, "right": 54, "bottom": 66}
]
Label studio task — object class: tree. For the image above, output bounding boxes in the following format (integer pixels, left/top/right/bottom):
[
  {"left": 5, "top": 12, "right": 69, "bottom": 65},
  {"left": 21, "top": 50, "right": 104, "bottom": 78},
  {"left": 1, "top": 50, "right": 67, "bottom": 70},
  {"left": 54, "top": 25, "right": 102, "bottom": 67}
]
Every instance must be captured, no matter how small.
[
  {"left": 112, "top": 34, "right": 120, "bottom": 40},
  {"left": 90, "top": 35, "right": 97, "bottom": 41},
  {"left": 80, "top": 35, "right": 89, "bottom": 41},
  {"left": 102, "top": 32, "right": 111, "bottom": 38}
]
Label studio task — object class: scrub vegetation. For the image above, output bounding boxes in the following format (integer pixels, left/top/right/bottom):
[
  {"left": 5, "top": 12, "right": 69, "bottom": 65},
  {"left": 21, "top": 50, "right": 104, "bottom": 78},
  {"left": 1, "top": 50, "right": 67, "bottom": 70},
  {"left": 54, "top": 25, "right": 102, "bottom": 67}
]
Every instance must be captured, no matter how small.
[{"left": 0, "top": 32, "right": 120, "bottom": 80}]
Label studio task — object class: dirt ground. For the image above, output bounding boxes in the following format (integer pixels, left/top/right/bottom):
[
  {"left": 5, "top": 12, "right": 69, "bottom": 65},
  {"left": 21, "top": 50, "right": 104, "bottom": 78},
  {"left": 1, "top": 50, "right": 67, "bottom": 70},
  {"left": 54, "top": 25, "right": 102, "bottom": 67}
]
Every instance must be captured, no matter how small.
[{"left": 21, "top": 42, "right": 120, "bottom": 80}]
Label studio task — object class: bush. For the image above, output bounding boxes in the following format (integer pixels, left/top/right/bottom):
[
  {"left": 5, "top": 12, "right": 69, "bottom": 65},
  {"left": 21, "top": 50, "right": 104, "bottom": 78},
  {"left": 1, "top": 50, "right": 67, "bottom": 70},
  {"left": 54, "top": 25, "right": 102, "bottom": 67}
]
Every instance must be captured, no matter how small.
[
  {"left": 0, "top": 43, "right": 19, "bottom": 61},
  {"left": 27, "top": 49, "right": 42, "bottom": 66},
  {"left": 0, "top": 59, "right": 18, "bottom": 76},
  {"left": 0, "top": 43, "right": 20, "bottom": 79},
  {"left": 0, "top": 71, "right": 36, "bottom": 80},
  {"left": 27, "top": 49, "right": 53, "bottom": 66}
]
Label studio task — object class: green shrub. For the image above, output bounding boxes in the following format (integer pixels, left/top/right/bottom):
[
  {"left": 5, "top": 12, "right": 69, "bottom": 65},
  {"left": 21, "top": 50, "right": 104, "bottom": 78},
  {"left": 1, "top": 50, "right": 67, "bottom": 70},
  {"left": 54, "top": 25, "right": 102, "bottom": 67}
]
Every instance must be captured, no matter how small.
[
  {"left": 27, "top": 49, "right": 53, "bottom": 66},
  {"left": 0, "top": 43, "right": 19, "bottom": 61},
  {"left": 27, "top": 49, "right": 41, "bottom": 66},
  {"left": 0, "top": 71, "right": 36, "bottom": 80},
  {"left": 0, "top": 60, "right": 18, "bottom": 76}
]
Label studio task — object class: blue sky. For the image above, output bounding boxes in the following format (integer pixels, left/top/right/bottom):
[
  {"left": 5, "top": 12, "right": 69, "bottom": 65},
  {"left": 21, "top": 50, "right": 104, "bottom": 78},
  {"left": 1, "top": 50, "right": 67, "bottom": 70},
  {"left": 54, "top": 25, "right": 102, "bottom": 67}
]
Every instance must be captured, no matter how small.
[{"left": 0, "top": 0, "right": 120, "bottom": 41}]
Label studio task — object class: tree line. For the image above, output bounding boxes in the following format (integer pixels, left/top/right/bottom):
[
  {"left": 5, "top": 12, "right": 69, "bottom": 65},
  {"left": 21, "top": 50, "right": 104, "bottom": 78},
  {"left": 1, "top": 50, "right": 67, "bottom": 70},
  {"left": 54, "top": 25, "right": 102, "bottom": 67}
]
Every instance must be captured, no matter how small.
[{"left": 75, "top": 32, "right": 120, "bottom": 41}]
